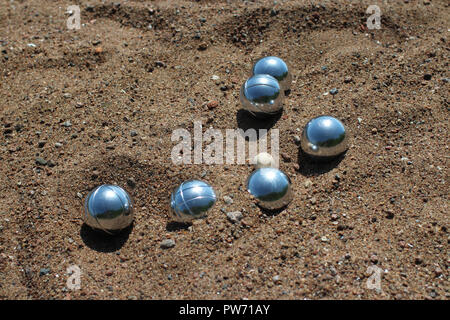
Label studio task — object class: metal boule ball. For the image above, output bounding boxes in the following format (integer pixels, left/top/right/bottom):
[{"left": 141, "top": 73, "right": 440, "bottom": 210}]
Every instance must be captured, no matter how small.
[
  {"left": 84, "top": 184, "right": 134, "bottom": 233},
  {"left": 240, "top": 74, "right": 284, "bottom": 117},
  {"left": 170, "top": 180, "right": 217, "bottom": 222},
  {"left": 247, "top": 167, "right": 293, "bottom": 210},
  {"left": 252, "top": 56, "right": 292, "bottom": 92},
  {"left": 300, "top": 115, "right": 349, "bottom": 159}
]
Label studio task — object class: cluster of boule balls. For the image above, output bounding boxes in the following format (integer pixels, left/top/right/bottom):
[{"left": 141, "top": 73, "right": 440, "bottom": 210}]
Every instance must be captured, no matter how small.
[{"left": 83, "top": 56, "right": 349, "bottom": 233}]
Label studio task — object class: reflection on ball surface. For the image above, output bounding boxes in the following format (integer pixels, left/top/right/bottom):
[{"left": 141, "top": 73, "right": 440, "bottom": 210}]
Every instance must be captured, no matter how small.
[
  {"left": 170, "top": 180, "right": 217, "bottom": 222},
  {"left": 240, "top": 74, "right": 284, "bottom": 117},
  {"left": 247, "top": 167, "right": 292, "bottom": 210},
  {"left": 84, "top": 184, "right": 134, "bottom": 233},
  {"left": 300, "top": 115, "right": 349, "bottom": 159},
  {"left": 252, "top": 56, "right": 292, "bottom": 92}
]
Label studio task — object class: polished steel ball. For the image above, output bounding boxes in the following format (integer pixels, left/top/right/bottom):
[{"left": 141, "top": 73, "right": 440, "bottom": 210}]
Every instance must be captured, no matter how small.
[
  {"left": 252, "top": 56, "right": 292, "bottom": 92},
  {"left": 170, "top": 180, "right": 217, "bottom": 222},
  {"left": 84, "top": 185, "right": 134, "bottom": 233},
  {"left": 240, "top": 74, "right": 284, "bottom": 117},
  {"left": 300, "top": 115, "right": 349, "bottom": 158},
  {"left": 247, "top": 168, "right": 292, "bottom": 210}
]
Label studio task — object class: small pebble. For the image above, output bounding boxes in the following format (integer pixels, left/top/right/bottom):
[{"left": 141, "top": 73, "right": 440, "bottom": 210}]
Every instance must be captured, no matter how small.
[
  {"left": 329, "top": 88, "right": 339, "bottom": 95},
  {"left": 304, "top": 180, "right": 313, "bottom": 188},
  {"left": 281, "top": 153, "right": 291, "bottom": 162},
  {"left": 127, "top": 178, "right": 136, "bottom": 188},
  {"left": 155, "top": 61, "right": 166, "bottom": 68},
  {"left": 198, "top": 43, "right": 208, "bottom": 51},
  {"left": 434, "top": 267, "right": 443, "bottom": 277},
  {"left": 105, "top": 269, "right": 114, "bottom": 276},
  {"left": 207, "top": 101, "right": 219, "bottom": 109},
  {"left": 414, "top": 256, "right": 423, "bottom": 265},
  {"left": 223, "top": 196, "right": 233, "bottom": 205},
  {"left": 385, "top": 210, "right": 395, "bottom": 219},
  {"left": 35, "top": 157, "right": 47, "bottom": 166},
  {"left": 39, "top": 268, "right": 51, "bottom": 276},
  {"left": 226, "top": 211, "right": 243, "bottom": 224}
]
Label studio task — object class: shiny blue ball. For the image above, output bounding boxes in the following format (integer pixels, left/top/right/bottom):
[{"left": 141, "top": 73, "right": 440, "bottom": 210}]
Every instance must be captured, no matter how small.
[
  {"left": 84, "top": 185, "right": 134, "bottom": 233},
  {"left": 252, "top": 56, "right": 292, "bottom": 92},
  {"left": 300, "top": 115, "right": 349, "bottom": 159},
  {"left": 240, "top": 74, "right": 283, "bottom": 117},
  {"left": 247, "top": 168, "right": 292, "bottom": 210}
]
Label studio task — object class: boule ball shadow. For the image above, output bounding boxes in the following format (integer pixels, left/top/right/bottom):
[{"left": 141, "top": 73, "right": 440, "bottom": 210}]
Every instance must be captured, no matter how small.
[
  {"left": 170, "top": 180, "right": 217, "bottom": 223},
  {"left": 300, "top": 116, "right": 349, "bottom": 161},
  {"left": 252, "top": 56, "right": 292, "bottom": 94},
  {"left": 83, "top": 184, "right": 134, "bottom": 235},
  {"left": 247, "top": 167, "right": 293, "bottom": 211},
  {"left": 240, "top": 74, "right": 284, "bottom": 118}
]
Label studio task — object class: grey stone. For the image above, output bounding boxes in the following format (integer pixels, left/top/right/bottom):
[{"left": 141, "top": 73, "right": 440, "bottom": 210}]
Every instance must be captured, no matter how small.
[
  {"left": 223, "top": 196, "right": 233, "bottom": 205},
  {"left": 160, "top": 239, "right": 175, "bottom": 249},
  {"left": 226, "top": 211, "right": 243, "bottom": 224}
]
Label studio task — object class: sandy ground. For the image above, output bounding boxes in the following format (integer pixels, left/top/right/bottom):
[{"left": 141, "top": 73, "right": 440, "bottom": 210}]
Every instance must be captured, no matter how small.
[{"left": 0, "top": 0, "right": 448, "bottom": 300}]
